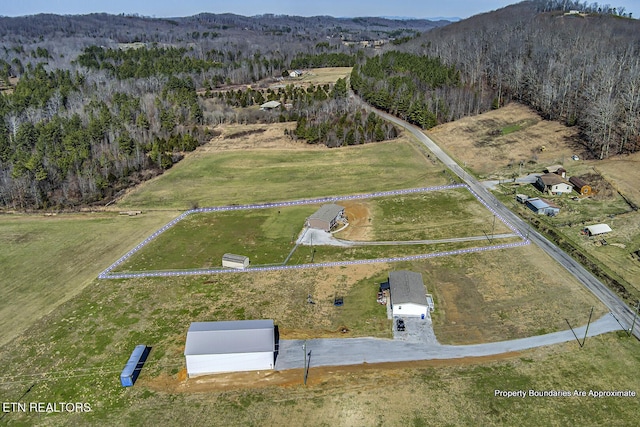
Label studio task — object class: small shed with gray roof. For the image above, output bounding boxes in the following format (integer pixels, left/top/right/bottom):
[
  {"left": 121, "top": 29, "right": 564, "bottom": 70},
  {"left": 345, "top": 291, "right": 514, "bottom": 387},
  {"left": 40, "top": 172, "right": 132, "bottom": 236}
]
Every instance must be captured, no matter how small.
[
  {"left": 306, "top": 204, "right": 345, "bottom": 232},
  {"left": 184, "top": 320, "right": 275, "bottom": 377},
  {"left": 389, "top": 270, "right": 429, "bottom": 318},
  {"left": 222, "top": 253, "right": 250, "bottom": 269}
]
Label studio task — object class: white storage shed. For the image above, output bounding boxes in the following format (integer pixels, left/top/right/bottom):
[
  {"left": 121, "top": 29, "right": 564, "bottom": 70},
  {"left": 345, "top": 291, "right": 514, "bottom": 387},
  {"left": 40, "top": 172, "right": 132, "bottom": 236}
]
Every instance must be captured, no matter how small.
[
  {"left": 184, "top": 320, "right": 275, "bottom": 377},
  {"left": 222, "top": 253, "right": 250, "bottom": 269},
  {"left": 585, "top": 224, "right": 612, "bottom": 236}
]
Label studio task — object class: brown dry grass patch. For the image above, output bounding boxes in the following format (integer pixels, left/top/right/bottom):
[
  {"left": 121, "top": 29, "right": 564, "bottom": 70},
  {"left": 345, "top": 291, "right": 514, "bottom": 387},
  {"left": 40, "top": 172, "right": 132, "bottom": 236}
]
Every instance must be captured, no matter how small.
[
  {"left": 202, "top": 122, "right": 326, "bottom": 152},
  {"left": 428, "top": 103, "right": 580, "bottom": 177},
  {"left": 411, "top": 243, "right": 608, "bottom": 344}
]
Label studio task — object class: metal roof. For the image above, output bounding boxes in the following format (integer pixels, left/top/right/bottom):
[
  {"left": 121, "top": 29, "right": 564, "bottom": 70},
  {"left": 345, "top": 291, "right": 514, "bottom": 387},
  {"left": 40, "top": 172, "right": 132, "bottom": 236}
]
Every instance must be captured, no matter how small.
[
  {"left": 585, "top": 224, "right": 612, "bottom": 235},
  {"left": 309, "top": 204, "right": 344, "bottom": 223},
  {"left": 389, "top": 271, "right": 426, "bottom": 306},
  {"left": 526, "top": 198, "right": 549, "bottom": 210},
  {"left": 260, "top": 101, "right": 281, "bottom": 109},
  {"left": 222, "top": 253, "right": 249, "bottom": 263},
  {"left": 121, "top": 345, "right": 147, "bottom": 379},
  {"left": 545, "top": 165, "right": 563, "bottom": 173},
  {"left": 569, "top": 176, "right": 588, "bottom": 188},
  {"left": 185, "top": 320, "right": 274, "bottom": 356}
]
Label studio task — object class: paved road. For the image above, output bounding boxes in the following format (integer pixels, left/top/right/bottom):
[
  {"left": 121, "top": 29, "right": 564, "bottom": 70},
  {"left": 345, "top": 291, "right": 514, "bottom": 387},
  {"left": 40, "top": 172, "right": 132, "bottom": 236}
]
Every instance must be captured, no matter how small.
[
  {"left": 275, "top": 314, "right": 621, "bottom": 370},
  {"left": 372, "top": 108, "right": 640, "bottom": 340}
]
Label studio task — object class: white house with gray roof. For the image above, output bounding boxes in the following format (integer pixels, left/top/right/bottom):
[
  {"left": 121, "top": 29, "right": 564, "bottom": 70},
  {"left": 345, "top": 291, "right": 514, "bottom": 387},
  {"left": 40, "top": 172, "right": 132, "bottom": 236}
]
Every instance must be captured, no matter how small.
[
  {"left": 306, "top": 204, "right": 345, "bottom": 232},
  {"left": 389, "top": 271, "right": 429, "bottom": 318}
]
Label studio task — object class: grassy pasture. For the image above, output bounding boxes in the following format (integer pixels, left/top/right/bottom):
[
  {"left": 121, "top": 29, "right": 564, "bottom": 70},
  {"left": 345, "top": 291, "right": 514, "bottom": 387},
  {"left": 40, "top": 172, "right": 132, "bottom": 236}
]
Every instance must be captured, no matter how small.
[
  {"left": 0, "top": 263, "right": 631, "bottom": 426},
  {"left": 114, "top": 188, "right": 516, "bottom": 273},
  {"left": 294, "top": 67, "right": 352, "bottom": 85},
  {"left": 0, "top": 211, "right": 177, "bottom": 346},
  {"left": 1, "top": 104, "right": 636, "bottom": 425},
  {"left": 118, "top": 139, "right": 444, "bottom": 209}
]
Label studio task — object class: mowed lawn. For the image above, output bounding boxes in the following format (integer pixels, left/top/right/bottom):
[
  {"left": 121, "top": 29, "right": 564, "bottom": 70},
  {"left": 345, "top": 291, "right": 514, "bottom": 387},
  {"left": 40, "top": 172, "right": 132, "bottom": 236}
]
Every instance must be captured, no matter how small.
[
  {"left": 0, "top": 211, "right": 178, "bottom": 346},
  {"left": 115, "top": 188, "right": 516, "bottom": 273},
  {"left": 118, "top": 140, "right": 445, "bottom": 209},
  {"left": 116, "top": 206, "right": 314, "bottom": 271}
]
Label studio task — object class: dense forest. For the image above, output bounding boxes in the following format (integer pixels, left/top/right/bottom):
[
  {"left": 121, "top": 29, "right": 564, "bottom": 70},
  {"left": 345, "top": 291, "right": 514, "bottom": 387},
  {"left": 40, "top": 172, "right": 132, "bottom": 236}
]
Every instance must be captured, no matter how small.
[
  {"left": 350, "top": 51, "right": 465, "bottom": 129},
  {"left": 0, "top": 13, "right": 443, "bottom": 209},
  {"left": 0, "top": 3, "right": 638, "bottom": 210},
  {"left": 400, "top": 1, "right": 640, "bottom": 158}
]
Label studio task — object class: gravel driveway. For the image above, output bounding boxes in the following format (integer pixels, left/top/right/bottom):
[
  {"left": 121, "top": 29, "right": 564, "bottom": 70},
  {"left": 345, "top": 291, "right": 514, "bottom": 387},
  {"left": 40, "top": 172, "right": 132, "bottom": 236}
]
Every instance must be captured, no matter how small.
[{"left": 274, "top": 314, "right": 620, "bottom": 370}]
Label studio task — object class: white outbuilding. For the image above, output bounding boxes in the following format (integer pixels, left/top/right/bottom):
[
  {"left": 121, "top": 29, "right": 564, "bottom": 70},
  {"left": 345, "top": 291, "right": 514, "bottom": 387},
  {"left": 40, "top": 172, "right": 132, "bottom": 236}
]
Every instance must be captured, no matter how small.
[
  {"left": 389, "top": 271, "right": 429, "bottom": 318},
  {"left": 584, "top": 223, "right": 612, "bottom": 236},
  {"left": 184, "top": 320, "right": 275, "bottom": 377},
  {"left": 222, "top": 253, "right": 250, "bottom": 269}
]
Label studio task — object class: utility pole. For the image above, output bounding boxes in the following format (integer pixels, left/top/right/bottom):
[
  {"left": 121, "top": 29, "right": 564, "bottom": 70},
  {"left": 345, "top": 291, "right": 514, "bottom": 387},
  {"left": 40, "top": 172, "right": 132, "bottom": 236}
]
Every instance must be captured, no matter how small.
[
  {"left": 628, "top": 300, "right": 640, "bottom": 337},
  {"left": 581, "top": 307, "right": 594, "bottom": 346},
  {"left": 491, "top": 214, "right": 496, "bottom": 239},
  {"left": 302, "top": 341, "right": 307, "bottom": 385}
]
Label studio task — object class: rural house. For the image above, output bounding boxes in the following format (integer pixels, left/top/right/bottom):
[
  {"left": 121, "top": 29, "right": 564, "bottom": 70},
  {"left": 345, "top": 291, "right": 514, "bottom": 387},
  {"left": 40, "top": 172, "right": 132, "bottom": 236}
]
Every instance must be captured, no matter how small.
[
  {"left": 545, "top": 165, "right": 567, "bottom": 178},
  {"left": 306, "top": 204, "right": 345, "bottom": 232},
  {"left": 536, "top": 173, "right": 573, "bottom": 195},
  {"left": 569, "top": 176, "right": 593, "bottom": 196},
  {"left": 184, "top": 320, "right": 275, "bottom": 377},
  {"left": 388, "top": 270, "right": 429, "bottom": 318}
]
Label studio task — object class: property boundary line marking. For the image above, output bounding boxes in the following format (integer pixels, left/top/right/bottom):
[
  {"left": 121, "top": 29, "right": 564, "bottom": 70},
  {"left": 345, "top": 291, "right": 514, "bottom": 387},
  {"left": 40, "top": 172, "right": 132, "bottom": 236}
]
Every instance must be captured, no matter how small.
[{"left": 98, "top": 184, "right": 529, "bottom": 279}]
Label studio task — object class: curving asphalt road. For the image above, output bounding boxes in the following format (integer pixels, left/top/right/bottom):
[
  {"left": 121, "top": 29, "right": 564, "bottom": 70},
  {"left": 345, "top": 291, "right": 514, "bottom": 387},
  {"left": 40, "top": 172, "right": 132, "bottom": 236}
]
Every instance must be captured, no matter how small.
[{"left": 370, "top": 107, "right": 640, "bottom": 340}]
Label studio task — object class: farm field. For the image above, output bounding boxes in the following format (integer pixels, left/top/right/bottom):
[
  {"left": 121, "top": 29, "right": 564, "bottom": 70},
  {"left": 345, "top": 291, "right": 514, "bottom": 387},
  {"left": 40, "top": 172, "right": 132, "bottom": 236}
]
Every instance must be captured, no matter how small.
[
  {"left": 0, "top": 256, "right": 627, "bottom": 426},
  {"left": 428, "top": 103, "right": 580, "bottom": 178},
  {"left": 0, "top": 210, "right": 177, "bottom": 346},
  {"left": 0, "top": 108, "right": 636, "bottom": 425},
  {"left": 118, "top": 128, "right": 443, "bottom": 210},
  {"left": 114, "top": 187, "right": 515, "bottom": 274}
]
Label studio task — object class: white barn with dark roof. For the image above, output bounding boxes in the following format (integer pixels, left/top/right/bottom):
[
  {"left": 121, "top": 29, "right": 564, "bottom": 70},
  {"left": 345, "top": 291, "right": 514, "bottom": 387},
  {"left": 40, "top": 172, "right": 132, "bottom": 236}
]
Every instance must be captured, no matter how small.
[
  {"left": 306, "top": 204, "right": 345, "bottom": 232},
  {"left": 184, "top": 320, "right": 275, "bottom": 377},
  {"left": 388, "top": 271, "right": 428, "bottom": 318}
]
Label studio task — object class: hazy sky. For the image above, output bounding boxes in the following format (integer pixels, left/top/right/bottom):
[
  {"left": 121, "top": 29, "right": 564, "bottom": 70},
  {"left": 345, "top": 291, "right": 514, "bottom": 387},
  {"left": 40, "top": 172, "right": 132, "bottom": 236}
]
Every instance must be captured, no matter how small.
[{"left": 2, "top": 0, "right": 637, "bottom": 20}]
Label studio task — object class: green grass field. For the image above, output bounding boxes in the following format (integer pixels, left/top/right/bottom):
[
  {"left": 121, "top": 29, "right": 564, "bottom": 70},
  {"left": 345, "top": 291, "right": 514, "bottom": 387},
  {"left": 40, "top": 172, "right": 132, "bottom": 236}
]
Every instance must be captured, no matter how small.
[
  {"left": 114, "top": 188, "right": 515, "bottom": 273},
  {"left": 0, "top": 211, "right": 177, "bottom": 346},
  {"left": 118, "top": 140, "right": 445, "bottom": 209},
  {"left": 0, "top": 270, "right": 636, "bottom": 426},
  {"left": 1, "top": 113, "right": 637, "bottom": 426}
]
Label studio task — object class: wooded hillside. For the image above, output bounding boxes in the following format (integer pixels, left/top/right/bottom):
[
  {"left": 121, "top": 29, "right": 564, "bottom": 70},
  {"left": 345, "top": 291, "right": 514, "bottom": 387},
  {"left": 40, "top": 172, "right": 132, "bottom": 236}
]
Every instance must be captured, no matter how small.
[{"left": 400, "top": 1, "right": 640, "bottom": 158}]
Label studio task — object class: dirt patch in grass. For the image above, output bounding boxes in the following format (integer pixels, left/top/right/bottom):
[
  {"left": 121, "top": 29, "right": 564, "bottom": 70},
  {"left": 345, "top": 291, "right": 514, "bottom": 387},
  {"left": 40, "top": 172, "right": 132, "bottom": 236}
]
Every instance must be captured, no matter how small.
[
  {"left": 428, "top": 103, "right": 580, "bottom": 177},
  {"left": 578, "top": 172, "right": 617, "bottom": 201},
  {"left": 144, "top": 352, "right": 521, "bottom": 394},
  {"left": 335, "top": 200, "right": 373, "bottom": 241}
]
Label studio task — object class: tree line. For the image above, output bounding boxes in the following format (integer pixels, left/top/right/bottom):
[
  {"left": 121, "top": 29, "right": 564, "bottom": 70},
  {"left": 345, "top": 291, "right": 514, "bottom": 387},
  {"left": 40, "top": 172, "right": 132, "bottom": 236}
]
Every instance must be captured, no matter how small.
[
  {"left": 350, "top": 51, "right": 467, "bottom": 129},
  {"left": 403, "top": 1, "right": 640, "bottom": 159},
  {"left": 0, "top": 64, "right": 208, "bottom": 209}
]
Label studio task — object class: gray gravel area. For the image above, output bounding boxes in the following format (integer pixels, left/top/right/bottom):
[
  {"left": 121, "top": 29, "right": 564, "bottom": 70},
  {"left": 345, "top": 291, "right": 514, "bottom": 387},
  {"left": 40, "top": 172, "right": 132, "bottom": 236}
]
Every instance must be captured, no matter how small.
[
  {"left": 274, "top": 314, "right": 621, "bottom": 370},
  {"left": 296, "top": 226, "right": 517, "bottom": 247}
]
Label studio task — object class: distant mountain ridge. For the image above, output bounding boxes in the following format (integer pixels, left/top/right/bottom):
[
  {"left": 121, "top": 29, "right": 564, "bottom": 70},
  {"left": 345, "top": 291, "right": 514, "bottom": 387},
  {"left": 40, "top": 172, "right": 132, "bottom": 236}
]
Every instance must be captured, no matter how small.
[{"left": 0, "top": 12, "right": 450, "bottom": 42}]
